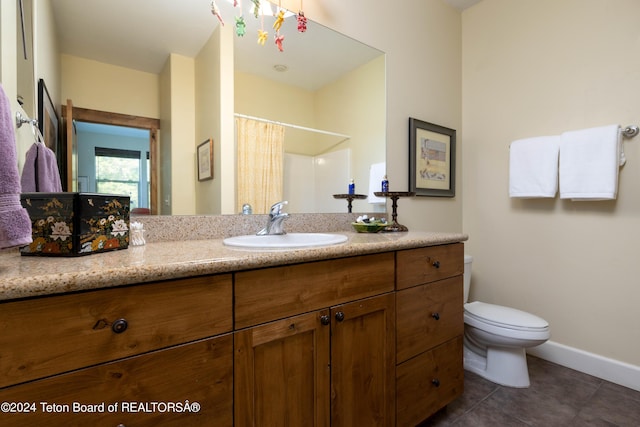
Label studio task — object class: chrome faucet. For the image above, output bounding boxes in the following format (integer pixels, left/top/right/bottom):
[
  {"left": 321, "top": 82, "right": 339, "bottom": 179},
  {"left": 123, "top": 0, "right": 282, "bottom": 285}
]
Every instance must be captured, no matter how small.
[{"left": 257, "top": 201, "right": 289, "bottom": 235}]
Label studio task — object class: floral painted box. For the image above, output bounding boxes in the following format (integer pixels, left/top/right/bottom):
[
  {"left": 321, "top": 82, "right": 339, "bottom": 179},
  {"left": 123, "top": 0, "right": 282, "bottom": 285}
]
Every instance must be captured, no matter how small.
[{"left": 19, "top": 192, "right": 130, "bottom": 256}]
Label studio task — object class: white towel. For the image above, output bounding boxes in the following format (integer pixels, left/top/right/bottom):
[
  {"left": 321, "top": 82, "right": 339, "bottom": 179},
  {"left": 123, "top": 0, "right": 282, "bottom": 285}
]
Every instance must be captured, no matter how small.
[
  {"left": 509, "top": 136, "right": 560, "bottom": 198},
  {"left": 368, "top": 162, "right": 386, "bottom": 204},
  {"left": 559, "top": 124, "right": 622, "bottom": 200}
]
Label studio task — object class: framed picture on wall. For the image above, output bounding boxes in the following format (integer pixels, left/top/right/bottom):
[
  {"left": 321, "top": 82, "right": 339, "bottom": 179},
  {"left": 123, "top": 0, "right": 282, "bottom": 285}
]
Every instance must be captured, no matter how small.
[
  {"left": 38, "top": 79, "right": 59, "bottom": 154},
  {"left": 409, "top": 118, "right": 456, "bottom": 197},
  {"left": 197, "top": 138, "right": 214, "bottom": 181}
]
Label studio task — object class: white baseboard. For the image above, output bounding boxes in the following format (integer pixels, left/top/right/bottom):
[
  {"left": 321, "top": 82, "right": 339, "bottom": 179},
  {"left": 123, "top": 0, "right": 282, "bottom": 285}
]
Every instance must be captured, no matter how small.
[{"left": 527, "top": 340, "right": 640, "bottom": 392}]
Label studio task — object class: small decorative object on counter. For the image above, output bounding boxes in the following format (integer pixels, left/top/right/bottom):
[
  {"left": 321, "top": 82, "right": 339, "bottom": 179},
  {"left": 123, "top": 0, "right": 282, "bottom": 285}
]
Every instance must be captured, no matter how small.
[
  {"left": 130, "top": 221, "right": 146, "bottom": 246},
  {"left": 332, "top": 193, "right": 366, "bottom": 213},
  {"left": 373, "top": 191, "right": 416, "bottom": 232},
  {"left": 348, "top": 179, "right": 355, "bottom": 195},
  {"left": 381, "top": 175, "right": 389, "bottom": 192},
  {"left": 19, "top": 192, "right": 130, "bottom": 256},
  {"left": 351, "top": 215, "right": 388, "bottom": 233}
]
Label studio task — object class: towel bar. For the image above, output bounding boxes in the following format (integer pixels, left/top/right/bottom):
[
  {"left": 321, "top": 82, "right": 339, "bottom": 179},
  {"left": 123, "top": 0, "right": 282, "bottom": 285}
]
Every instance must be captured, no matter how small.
[
  {"left": 622, "top": 125, "right": 639, "bottom": 138},
  {"left": 15, "top": 111, "right": 37, "bottom": 128}
]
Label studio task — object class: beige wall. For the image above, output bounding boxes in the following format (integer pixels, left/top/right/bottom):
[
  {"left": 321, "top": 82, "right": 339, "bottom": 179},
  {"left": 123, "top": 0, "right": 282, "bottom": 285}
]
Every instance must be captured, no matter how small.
[
  {"left": 33, "top": 0, "right": 59, "bottom": 109},
  {"left": 159, "top": 54, "right": 196, "bottom": 215},
  {"left": 61, "top": 55, "right": 159, "bottom": 118},
  {"left": 194, "top": 27, "right": 223, "bottom": 215},
  {"left": 462, "top": 0, "right": 640, "bottom": 372}
]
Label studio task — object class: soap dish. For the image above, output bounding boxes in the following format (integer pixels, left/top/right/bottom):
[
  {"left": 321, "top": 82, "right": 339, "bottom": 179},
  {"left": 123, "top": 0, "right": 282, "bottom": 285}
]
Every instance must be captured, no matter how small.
[{"left": 351, "top": 222, "right": 387, "bottom": 233}]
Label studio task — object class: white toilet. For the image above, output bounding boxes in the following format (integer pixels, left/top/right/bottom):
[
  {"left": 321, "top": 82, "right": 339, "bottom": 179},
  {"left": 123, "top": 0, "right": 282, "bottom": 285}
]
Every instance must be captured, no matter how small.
[{"left": 463, "top": 255, "right": 550, "bottom": 388}]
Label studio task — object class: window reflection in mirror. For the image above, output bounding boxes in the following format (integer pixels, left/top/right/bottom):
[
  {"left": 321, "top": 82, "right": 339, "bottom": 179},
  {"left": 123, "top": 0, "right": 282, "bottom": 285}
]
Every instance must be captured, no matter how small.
[{"left": 77, "top": 122, "right": 150, "bottom": 210}]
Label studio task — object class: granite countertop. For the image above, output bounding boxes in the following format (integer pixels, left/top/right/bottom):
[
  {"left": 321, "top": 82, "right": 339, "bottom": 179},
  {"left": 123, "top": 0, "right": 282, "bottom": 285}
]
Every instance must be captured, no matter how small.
[{"left": 0, "top": 231, "right": 468, "bottom": 302}]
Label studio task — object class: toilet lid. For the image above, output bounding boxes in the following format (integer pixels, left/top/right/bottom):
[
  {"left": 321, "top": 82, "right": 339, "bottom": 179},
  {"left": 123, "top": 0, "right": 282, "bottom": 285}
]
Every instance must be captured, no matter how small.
[{"left": 464, "top": 301, "right": 548, "bottom": 331}]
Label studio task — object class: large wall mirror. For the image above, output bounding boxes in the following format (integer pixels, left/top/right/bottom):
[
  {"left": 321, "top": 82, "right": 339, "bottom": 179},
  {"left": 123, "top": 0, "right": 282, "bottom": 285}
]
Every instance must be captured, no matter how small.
[
  {"left": 46, "top": 0, "right": 386, "bottom": 215},
  {"left": 16, "top": 0, "right": 35, "bottom": 118}
]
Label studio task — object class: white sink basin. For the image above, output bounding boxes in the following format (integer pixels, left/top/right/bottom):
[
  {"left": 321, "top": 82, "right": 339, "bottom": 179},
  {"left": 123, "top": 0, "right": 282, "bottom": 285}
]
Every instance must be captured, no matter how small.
[{"left": 223, "top": 233, "right": 348, "bottom": 249}]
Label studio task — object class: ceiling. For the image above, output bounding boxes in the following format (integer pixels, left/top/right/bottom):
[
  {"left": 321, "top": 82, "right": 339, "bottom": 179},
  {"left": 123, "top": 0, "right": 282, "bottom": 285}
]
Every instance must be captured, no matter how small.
[
  {"left": 443, "top": 0, "right": 483, "bottom": 10},
  {"left": 51, "top": 0, "right": 381, "bottom": 91}
]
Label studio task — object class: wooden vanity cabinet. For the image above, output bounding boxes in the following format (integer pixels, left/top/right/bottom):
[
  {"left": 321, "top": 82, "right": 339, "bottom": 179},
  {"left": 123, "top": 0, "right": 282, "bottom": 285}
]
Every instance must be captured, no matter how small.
[
  {"left": 0, "top": 275, "right": 234, "bottom": 427},
  {"left": 395, "top": 243, "right": 465, "bottom": 426},
  {"left": 0, "top": 242, "right": 465, "bottom": 427},
  {"left": 234, "top": 254, "right": 396, "bottom": 427}
]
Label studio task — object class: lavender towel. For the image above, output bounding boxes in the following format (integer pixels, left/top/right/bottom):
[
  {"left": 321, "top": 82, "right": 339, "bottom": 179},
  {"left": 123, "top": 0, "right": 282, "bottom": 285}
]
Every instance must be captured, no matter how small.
[
  {"left": 0, "top": 84, "right": 33, "bottom": 249},
  {"left": 21, "top": 143, "right": 63, "bottom": 192}
]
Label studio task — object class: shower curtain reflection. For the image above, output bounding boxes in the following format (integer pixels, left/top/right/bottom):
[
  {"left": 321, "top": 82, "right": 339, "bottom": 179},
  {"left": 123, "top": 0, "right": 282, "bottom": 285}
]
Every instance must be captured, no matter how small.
[{"left": 236, "top": 118, "right": 285, "bottom": 214}]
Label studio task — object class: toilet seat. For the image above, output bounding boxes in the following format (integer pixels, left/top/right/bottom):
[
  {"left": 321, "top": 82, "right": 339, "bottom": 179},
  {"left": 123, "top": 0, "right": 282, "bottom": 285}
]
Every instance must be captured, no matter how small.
[{"left": 464, "top": 301, "right": 549, "bottom": 340}]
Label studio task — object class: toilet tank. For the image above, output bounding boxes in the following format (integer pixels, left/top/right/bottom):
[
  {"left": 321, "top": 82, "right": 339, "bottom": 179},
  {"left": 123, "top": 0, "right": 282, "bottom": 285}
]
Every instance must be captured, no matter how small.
[{"left": 464, "top": 254, "right": 473, "bottom": 303}]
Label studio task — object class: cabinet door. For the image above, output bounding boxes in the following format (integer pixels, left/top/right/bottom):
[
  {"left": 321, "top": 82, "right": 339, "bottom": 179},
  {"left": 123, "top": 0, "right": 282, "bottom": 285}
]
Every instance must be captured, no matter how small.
[
  {"left": 331, "top": 293, "right": 396, "bottom": 427},
  {"left": 0, "top": 334, "right": 233, "bottom": 427},
  {"left": 234, "top": 310, "right": 331, "bottom": 427}
]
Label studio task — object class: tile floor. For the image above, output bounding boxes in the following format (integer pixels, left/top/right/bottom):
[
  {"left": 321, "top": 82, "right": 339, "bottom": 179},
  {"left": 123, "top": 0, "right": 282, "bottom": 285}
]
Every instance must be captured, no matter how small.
[{"left": 420, "top": 355, "right": 640, "bottom": 426}]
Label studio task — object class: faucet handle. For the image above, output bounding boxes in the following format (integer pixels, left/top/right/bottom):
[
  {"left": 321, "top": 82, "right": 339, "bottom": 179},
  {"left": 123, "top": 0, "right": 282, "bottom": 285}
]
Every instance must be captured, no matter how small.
[{"left": 270, "top": 200, "right": 288, "bottom": 216}]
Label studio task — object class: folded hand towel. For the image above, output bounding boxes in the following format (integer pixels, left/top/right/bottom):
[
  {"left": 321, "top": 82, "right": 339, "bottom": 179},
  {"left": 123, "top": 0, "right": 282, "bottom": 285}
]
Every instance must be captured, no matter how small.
[
  {"left": 0, "top": 84, "right": 33, "bottom": 249},
  {"left": 21, "top": 142, "right": 63, "bottom": 192},
  {"left": 559, "top": 124, "right": 621, "bottom": 200},
  {"left": 509, "top": 136, "right": 560, "bottom": 198},
  {"left": 368, "top": 162, "right": 386, "bottom": 204}
]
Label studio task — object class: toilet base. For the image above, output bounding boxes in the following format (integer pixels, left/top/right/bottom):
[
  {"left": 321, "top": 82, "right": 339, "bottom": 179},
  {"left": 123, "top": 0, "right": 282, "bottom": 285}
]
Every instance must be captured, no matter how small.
[{"left": 463, "top": 339, "right": 531, "bottom": 388}]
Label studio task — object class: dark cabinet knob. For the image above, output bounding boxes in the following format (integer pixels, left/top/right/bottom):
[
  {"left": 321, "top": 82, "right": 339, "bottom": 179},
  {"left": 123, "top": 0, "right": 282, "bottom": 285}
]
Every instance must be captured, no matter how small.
[
  {"left": 431, "top": 312, "right": 440, "bottom": 321},
  {"left": 111, "top": 318, "right": 128, "bottom": 334},
  {"left": 335, "top": 312, "right": 345, "bottom": 322},
  {"left": 432, "top": 378, "right": 441, "bottom": 387},
  {"left": 320, "top": 315, "right": 330, "bottom": 325},
  {"left": 432, "top": 260, "right": 440, "bottom": 268}
]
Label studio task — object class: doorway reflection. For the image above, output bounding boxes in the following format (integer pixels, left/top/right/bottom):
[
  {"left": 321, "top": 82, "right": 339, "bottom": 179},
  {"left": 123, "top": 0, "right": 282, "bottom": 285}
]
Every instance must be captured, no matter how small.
[{"left": 75, "top": 122, "right": 150, "bottom": 210}]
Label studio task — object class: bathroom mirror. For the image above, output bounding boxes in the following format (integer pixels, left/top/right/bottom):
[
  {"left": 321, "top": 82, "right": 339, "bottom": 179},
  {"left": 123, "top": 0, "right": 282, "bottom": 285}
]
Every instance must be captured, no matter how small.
[
  {"left": 16, "top": 0, "right": 35, "bottom": 118},
  {"left": 48, "top": 0, "right": 386, "bottom": 214}
]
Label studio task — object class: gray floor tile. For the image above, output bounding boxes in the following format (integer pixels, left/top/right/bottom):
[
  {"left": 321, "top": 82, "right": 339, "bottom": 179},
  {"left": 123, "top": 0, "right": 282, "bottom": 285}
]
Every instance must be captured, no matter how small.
[{"left": 416, "top": 356, "right": 640, "bottom": 427}]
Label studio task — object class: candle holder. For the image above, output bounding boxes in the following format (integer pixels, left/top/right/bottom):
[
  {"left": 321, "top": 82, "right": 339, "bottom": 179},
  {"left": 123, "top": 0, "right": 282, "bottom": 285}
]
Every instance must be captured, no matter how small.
[
  {"left": 374, "top": 191, "right": 416, "bottom": 232},
  {"left": 332, "top": 194, "right": 367, "bottom": 213}
]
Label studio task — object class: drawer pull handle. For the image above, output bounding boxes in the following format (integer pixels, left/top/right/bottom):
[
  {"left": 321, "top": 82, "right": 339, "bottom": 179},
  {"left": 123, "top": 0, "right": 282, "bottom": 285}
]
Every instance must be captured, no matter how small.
[
  {"left": 111, "top": 318, "right": 129, "bottom": 334},
  {"left": 432, "top": 260, "right": 440, "bottom": 268},
  {"left": 432, "top": 378, "right": 441, "bottom": 387},
  {"left": 335, "top": 312, "right": 345, "bottom": 322},
  {"left": 431, "top": 312, "right": 440, "bottom": 320},
  {"left": 320, "top": 315, "right": 331, "bottom": 325}
]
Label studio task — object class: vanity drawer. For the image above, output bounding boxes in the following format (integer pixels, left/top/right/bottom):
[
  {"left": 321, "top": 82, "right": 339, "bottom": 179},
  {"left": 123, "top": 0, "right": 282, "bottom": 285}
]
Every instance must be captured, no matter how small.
[
  {"left": 396, "top": 276, "right": 463, "bottom": 363},
  {"left": 0, "top": 274, "right": 232, "bottom": 388},
  {"left": 235, "top": 253, "right": 395, "bottom": 329},
  {"left": 396, "top": 243, "right": 463, "bottom": 290},
  {"left": 0, "top": 334, "right": 233, "bottom": 427},
  {"left": 396, "top": 336, "right": 463, "bottom": 427}
]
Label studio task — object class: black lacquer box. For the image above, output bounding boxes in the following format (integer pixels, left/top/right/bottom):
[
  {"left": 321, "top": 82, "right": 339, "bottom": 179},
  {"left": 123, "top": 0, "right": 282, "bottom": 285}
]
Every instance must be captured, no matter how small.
[{"left": 19, "top": 192, "right": 130, "bottom": 256}]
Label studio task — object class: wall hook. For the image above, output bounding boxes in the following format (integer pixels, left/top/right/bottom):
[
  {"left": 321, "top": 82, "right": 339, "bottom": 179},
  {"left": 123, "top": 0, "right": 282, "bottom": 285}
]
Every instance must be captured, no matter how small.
[{"left": 622, "top": 125, "right": 639, "bottom": 138}]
